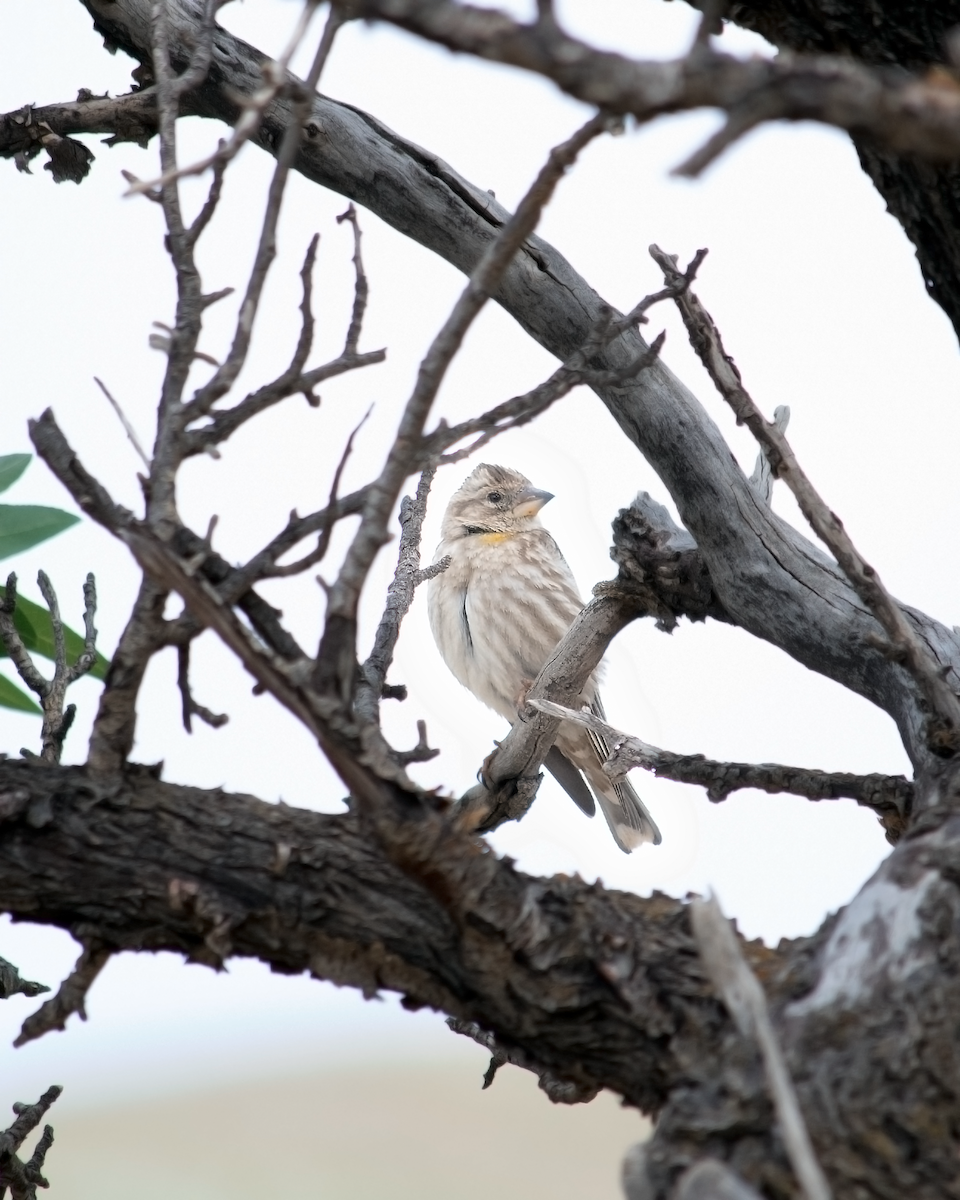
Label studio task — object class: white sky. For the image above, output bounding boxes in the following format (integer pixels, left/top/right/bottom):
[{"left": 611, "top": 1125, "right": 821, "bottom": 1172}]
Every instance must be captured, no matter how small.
[{"left": 0, "top": 0, "right": 958, "bottom": 1112}]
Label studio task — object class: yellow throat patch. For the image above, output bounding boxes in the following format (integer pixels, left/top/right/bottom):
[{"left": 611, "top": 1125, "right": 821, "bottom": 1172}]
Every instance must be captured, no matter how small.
[{"left": 478, "top": 532, "right": 515, "bottom": 546}]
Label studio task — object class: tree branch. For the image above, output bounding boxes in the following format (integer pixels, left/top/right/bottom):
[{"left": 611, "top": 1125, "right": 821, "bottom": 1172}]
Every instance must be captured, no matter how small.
[{"left": 529, "top": 697, "right": 913, "bottom": 843}]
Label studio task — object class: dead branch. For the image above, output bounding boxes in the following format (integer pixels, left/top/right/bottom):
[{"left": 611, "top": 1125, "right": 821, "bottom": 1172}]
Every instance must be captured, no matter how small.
[
  {"left": 357, "top": 466, "right": 444, "bottom": 727},
  {"left": 529, "top": 698, "right": 913, "bottom": 843},
  {"left": 15, "top": 941, "right": 112, "bottom": 1049},
  {"left": 343, "top": 0, "right": 960, "bottom": 173},
  {"left": 690, "top": 896, "right": 833, "bottom": 1200},
  {"left": 651, "top": 243, "right": 960, "bottom": 757},
  {"left": 176, "top": 641, "right": 228, "bottom": 733},
  {"left": 184, "top": 4, "right": 346, "bottom": 420},
  {"left": 0, "top": 572, "right": 98, "bottom": 765},
  {"left": 0, "top": 1086, "right": 61, "bottom": 1200},
  {"left": 0, "top": 959, "right": 48, "bottom": 1003}
]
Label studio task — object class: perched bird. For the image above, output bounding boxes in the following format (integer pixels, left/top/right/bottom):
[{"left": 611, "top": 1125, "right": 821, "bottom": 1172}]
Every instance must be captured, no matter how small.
[{"left": 428, "top": 463, "right": 661, "bottom": 852}]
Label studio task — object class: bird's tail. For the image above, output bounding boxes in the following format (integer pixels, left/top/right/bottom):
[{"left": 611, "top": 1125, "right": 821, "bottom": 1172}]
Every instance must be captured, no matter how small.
[{"left": 595, "top": 775, "right": 662, "bottom": 853}]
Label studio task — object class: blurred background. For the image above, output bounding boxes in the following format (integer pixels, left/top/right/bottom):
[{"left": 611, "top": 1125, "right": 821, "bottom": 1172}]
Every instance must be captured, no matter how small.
[{"left": 1, "top": 0, "right": 958, "bottom": 1194}]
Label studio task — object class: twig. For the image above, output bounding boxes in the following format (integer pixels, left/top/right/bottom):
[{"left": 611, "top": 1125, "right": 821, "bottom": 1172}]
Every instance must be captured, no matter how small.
[
  {"left": 0, "top": 1086, "right": 61, "bottom": 1200},
  {"left": 690, "top": 895, "right": 833, "bottom": 1200},
  {"left": 176, "top": 641, "right": 228, "bottom": 733},
  {"left": 185, "top": 4, "right": 347, "bottom": 419},
  {"left": 529, "top": 698, "right": 913, "bottom": 842},
  {"left": 94, "top": 377, "right": 151, "bottom": 469},
  {"left": 650, "top": 243, "right": 960, "bottom": 756},
  {"left": 15, "top": 940, "right": 112, "bottom": 1048},
  {"left": 0, "top": 573, "right": 98, "bottom": 765},
  {"left": 0, "top": 958, "right": 49, "bottom": 1002},
  {"left": 358, "top": 466, "right": 445, "bottom": 725},
  {"left": 336, "top": 204, "right": 369, "bottom": 355}
]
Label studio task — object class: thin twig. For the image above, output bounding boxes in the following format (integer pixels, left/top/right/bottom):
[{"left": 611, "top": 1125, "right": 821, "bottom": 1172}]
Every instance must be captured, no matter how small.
[
  {"left": 176, "top": 641, "right": 228, "bottom": 733},
  {"left": 529, "top": 698, "right": 913, "bottom": 842},
  {"left": 690, "top": 895, "right": 833, "bottom": 1200},
  {"left": 336, "top": 204, "right": 369, "bottom": 354},
  {"left": 357, "top": 466, "right": 446, "bottom": 726},
  {"left": 185, "top": 4, "right": 347, "bottom": 420},
  {"left": 94, "top": 377, "right": 151, "bottom": 469},
  {"left": 650, "top": 243, "right": 960, "bottom": 756}
]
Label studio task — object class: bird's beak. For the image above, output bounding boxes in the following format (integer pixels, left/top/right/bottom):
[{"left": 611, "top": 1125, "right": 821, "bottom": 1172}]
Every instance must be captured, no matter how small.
[{"left": 512, "top": 486, "right": 555, "bottom": 518}]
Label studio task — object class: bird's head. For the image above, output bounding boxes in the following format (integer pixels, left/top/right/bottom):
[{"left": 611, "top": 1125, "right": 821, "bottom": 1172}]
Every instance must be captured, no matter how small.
[{"left": 441, "top": 464, "right": 554, "bottom": 542}]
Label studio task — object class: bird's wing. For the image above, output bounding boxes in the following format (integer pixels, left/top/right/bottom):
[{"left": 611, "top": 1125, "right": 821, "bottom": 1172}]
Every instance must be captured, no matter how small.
[{"left": 544, "top": 745, "right": 596, "bottom": 816}]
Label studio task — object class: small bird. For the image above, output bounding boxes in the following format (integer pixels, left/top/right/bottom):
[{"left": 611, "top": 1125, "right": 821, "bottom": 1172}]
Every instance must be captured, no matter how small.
[{"left": 428, "top": 463, "right": 661, "bottom": 852}]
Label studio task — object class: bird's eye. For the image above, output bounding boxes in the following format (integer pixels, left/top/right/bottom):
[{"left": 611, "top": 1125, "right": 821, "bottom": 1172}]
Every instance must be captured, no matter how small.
[{"left": 487, "top": 491, "right": 502, "bottom": 504}]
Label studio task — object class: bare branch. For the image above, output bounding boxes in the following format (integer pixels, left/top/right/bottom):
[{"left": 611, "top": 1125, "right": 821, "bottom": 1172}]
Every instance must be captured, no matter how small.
[
  {"left": 358, "top": 466, "right": 443, "bottom": 726},
  {"left": 182, "top": 230, "right": 385, "bottom": 458},
  {"left": 0, "top": 958, "right": 49, "bottom": 1003},
  {"left": 0, "top": 572, "right": 98, "bottom": 765},
  {"left": 651, "top": 243, "right": 960, "bottom": 757},
  {"left": 336, "top": 204, "right": 369, "bottom": 354},
  {"left": 94, "top": 376, "right": 151, "bottom": 469},
  {"left": 345, "top": 0, "right": 960, "bottom": 172},
  {"left": 690, "top": 896, "right": 833, "bottom": 1200},
  {"left": 529, "top": 698, "right": 913, "bottom": 843},
  {"left": 15, "top": 940, "right": 112, "bottom": 1048},
  {"left": 0, "top": 1086, "right": 61, "bottom": 1200},
  {"left": 177, "top": 641, "right": 228, "bottom": 733},
  {"left": 185, "top": 4, "right": 347, "bottom": 419}
]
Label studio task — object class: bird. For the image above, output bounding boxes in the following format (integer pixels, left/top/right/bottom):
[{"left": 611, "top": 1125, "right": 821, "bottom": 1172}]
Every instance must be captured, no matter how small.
[{"left": 428, "top": 463, "right": 661, "bottom": 852}]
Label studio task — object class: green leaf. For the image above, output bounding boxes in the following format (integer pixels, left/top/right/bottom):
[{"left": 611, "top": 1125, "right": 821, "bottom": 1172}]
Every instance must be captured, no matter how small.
[
  {"left": 0, "top": 455, "right": 31, "bottom": 496},
  {"left": 0, "top": 505, "right": 80, "bottom": 561},
  {"left": 0, "top": 673, "right": 41, "bottom": 715},
  {"left": 0, "top": 588, "right": 109, "bottom": 681}
]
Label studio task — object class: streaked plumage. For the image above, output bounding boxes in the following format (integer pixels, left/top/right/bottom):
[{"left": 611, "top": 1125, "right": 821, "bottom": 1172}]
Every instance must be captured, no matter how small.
[{"left": 428, "top": 464, "right": 661, "bottom": 852}]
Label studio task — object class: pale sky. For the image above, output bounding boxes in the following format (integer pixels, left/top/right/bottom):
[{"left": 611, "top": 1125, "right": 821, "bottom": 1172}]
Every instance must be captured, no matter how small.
[{"left": 1, "top": 0, "right": 958, "bottom": 1110}]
